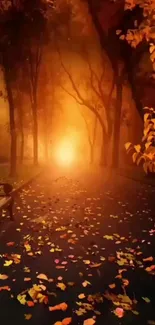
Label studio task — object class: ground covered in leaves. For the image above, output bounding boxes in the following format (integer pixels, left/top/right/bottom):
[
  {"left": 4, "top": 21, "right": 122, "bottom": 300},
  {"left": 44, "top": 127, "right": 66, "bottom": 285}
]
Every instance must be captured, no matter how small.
[{"left": 0, "top": 167, "right": 155, "bottom": 325}]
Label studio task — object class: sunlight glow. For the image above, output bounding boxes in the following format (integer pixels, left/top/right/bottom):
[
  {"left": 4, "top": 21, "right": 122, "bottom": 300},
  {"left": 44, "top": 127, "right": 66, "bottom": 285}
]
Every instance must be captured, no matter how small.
[{"left": 55, "top": 141, "right": 76, "bottom": 166}]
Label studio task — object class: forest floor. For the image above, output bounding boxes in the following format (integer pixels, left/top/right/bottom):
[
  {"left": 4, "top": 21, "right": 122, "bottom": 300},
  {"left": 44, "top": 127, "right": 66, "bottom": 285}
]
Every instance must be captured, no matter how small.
[{"left": 0, "top": 166, "right": 155, "bottom": 325}]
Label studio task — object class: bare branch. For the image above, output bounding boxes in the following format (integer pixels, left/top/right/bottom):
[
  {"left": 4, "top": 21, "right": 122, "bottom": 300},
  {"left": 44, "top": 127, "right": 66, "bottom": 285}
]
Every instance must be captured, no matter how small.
[
  {"left": 80, "top": 109, "right": 92, "bottom": 147},
  {"left": 60, "top": 84, "right": 83, "bottom": 106},
  {"left": 55, "top": 40, "right": 106, "bottom": 133}
]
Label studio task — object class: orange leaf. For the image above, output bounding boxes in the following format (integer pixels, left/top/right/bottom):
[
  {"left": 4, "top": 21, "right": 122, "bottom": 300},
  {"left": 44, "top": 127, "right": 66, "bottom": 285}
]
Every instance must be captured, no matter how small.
[
  {"left": 114, "top": 307, "right": 124, "bottom": 318},
  {"left": 0, "top": 274, "right": 8, "bottom": 280},
  {"left": 109, "top": 283, "right": 116, "bottom": 289},
  {"left": 0, "top": 286, "right": 10, "bottom": 291},
  {"left": 6, "top": 242, "right": 15, "bottom": 246},
  {"left": 49, "top": 302, "right": 68, "bottom": 312},
  {"left": 83, "top": 319, "right": 96, "bottom": 325},
  {"left": 27, "top": 301, "right": 35, "bottom": 307},
  {"left": 62, "top": 317, "right": 72, "bottom": 325}
]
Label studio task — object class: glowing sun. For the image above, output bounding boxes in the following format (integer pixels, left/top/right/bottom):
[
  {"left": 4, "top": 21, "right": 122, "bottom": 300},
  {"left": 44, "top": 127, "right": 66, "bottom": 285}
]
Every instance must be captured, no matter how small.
[{"left": 55, "top": 142, "right": 75, "bottom": 166}]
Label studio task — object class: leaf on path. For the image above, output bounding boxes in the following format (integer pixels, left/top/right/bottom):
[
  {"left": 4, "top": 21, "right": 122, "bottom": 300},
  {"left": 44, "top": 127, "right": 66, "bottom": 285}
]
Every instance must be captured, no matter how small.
[
  {"left": 24, "top": 278, "right": 31, "bottom": 282},
  {"left": 57, "top": 282, "right": 66, "bottom": 291},
  {"left": 114, "top": 307, "right": 124, "bottom": 318},
  {"left": 17, "top": 294, "right": 27, "bottom": 305},
  {"left": 0, "top": 274, "right": 8, "bottom": 280},
  {"left": 78, "top": 294, "right": 86, "bottom": 299},
  {"left": 143, "top": 257, "right": 153, "bottom": 262},
  {"left": 49, "top": 302, "right": 68, "bottom": 311},
  {"left": 4, "top": 260, "right": 13, "bottom": 267},
  {"left": 27, "top": 301, "right": 35, "bottom": 307},
  {"left": 82, "top": 281, "right": 91, "bottom": 287},
  {"left": 103, "top": 235, "right": 114, "bottom": 240},
  {"left": 83, "top": 260, "right": 90, "bottom": 265},
  {"left": 24, "top": 314, "right": 32, "bottom": 320},
  {"left": 55, "top": 259, "right": 60, "bottom": 264},
  {"left": 132, "top": 310, "right": 139, "bottom": 315},
  {"left": 142, "top": 297, "right": 150, "bottom": 303},
  {"left": 145, "top": 265, "right": 155, "bottom": 273},
  {"left": 0, "top": 286, "right": 10, "bottom": 292},
  {"left": 6, "top": 242, "right": 15, "bottom": 246},
  {"left": 37, "top": 273, "right": 48, "bottom": 281},
  {"left": 83, "top": 319, "right": 96, "bottom": 325},
  {"left": 62, "top": 318, "right": 72, "bottom": 324},
  {"left": 109, "top": 283, "right": 116, "bottom": 289}
]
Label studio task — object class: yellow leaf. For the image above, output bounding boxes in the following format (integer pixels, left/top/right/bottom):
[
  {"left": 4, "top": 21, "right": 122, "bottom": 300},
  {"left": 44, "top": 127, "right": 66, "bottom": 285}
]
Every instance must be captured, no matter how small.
[
  {"left": 78, "top": 294, "right": 85, "bottom": 299},
  {"left": 82, "top": 281, "right": 91, "bottom": 287},
  {"left": 37, "top": 273, "right": 48, "bottom": 281},
  {"left": 125, "top": 142, "right": 132, "bottom": 150},
  {"left": 24, "top": 314, "right": 32, "bottom": 320},
  {"left": 17, "top": 294, "right": 27, "bottom": 305},
  {"left": 142, "top": 297, "right": 150, "bottom": 303},
  {"left": 57, "top": 282, "right": 66, "bottom": 291},
  {"left": 0, "top": 274, "right": 8, "bottom": 280},
  {"left": 4, "top": 260, "right": 13, "bottom": 267}
]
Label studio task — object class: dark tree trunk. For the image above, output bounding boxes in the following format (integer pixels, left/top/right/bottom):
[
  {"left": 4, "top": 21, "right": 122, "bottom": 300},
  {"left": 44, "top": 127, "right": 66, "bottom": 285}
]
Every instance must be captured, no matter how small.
[
  {"left": 100, "top": 130, "right": 108, "bottom": 166},
  {"left": 19, "top": 106, "right": 24, "bottom": 164},
  {"left": 20, "top": 130, "right": 24, "bottom": 164},
  {"left": 32, "top": 94, "right": 38, "bottom": 166},
  {"left": 44, "top": 132, "right": 48, "bottom": 163},
  {"left": 3, "top": 56, "right": 17, "bottom": 176},
  {"left": 44, "top": 111, "right": 49, "bottom": 163},
  {"left": 111, "top": 75, "right": 123, "bottom": 168}
]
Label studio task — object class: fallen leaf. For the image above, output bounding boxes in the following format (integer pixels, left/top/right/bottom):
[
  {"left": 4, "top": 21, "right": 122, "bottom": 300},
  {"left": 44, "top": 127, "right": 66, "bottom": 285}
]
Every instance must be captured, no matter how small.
[
  {"left": 114, "top": 307, "right": 124, "bottom": 318},
  {"left": 37, "top": 273, "right": 48, "bottom": 281},
  {"left": 78, "top": 294, "right": 85, "bottom": 299},
  {"left": 109, "top": 283, "right": 116, "bottom": 289},
  {"left": 17, "top": 294, "right": 27, "bottom": 305},
  {"left": 27, "top": 301, "right": 35, "bottom": 307},
  {"left": 0, "top": 286, "right": 10, "bottom": 292},
  {"left": 0, "top": 274, "right": 8, "bottom": 280},
  {"left": 142, "top": 297, "right": 150, "bottom": 303},
  {"left": 82, "top": 281, "right": 91, "bottom": 287},
  {"left": 49, "top": 302, "right": 68, "bottom": 312},
  {"left": 24, "top": 314, "right": 32, "bottom": 320},
  {"left": 6, "top": 242, "right": 15, "bottom": 246},
  {"left": 62, "top": 317, "right": 72, "bottom": 325},
  {"left": 4, "top": 260, "right": 13, "bottom": 267},
  {"left": 24, "top": 278, "right": 31, "bottom": 282},
  {"left": 57, "top": 282, "right": 66, "bottom": 291},
  {"left": 143, "top": 257, "right": 153, "bottom": 262},
  {"left": 83, "top": 318, "right": 96, "bottom": 325}
]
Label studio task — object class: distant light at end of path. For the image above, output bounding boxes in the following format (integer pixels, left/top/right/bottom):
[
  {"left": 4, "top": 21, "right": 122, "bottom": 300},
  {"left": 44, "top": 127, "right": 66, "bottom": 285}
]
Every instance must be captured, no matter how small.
[{"left": 54, "top": 141, "right": 76, "bottom": 167}]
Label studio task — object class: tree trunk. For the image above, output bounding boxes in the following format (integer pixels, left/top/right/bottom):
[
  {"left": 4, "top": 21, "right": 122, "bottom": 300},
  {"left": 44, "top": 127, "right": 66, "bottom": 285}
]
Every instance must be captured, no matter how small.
[
  {"left": 90, "top": 115, "right": 98, "bottom": 165},
  {"left": 19, "top": 105, "right": 24, "bottom": 164},
  {"left": 32, "top": 98, "right": 38, "bottom": 166},
  {"left": 100, "top": 130, "right": 108, "bottom": 166},
  {"left": 20, "top": 129, "right": 24, "bottom": 164},
  {"left": 3, "top": 57, "right": 17, "bottom": 176},
  {"left": 111, "top": 76, "right": 123, "bottom": 168},
  {"left": 44, "top": 132, "right": 48, "bottom": 163}
]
